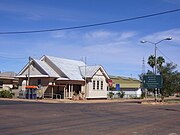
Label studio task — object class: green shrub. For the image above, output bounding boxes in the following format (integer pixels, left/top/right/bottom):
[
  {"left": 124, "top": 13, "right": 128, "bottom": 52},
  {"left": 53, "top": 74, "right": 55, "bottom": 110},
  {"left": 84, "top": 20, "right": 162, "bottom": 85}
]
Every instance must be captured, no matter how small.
[
  {"left": 0, "top": 90, "right": 14, "bottom": 98},
  {"left": 116, "top": 91, "right": 125, "bottom": 98},
  {"left": 141, "top": 92, "right": 145, "bottom": 99},
  {"left": 120, "top": 91, "right": 125, "bottom": 98},
  {"left": 108, "top": 92, "right": 114, "bottom": 99}
]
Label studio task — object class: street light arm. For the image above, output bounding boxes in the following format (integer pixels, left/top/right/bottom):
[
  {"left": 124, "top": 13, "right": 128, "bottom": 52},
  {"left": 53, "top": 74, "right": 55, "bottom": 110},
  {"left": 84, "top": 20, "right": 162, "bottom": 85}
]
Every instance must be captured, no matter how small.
[
  {"left": 145, "top": 41, "right": 156, "bottom": 45},
  {"left": 155, "top": 39, "right": 167, "bottom": 45},
  {"left": 141, "top": 37, "right": 172, "bottom": 45},
  {"left": 140, "top": 40, "right": 155, "bottom": 44},
  {"left": 155, "top": 37, "right": 172, "bottom": 44}
]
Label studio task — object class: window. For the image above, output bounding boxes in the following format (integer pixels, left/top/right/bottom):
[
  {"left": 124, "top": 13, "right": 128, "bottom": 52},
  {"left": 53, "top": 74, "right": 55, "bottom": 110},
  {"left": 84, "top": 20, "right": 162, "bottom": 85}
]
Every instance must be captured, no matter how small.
[
  {"left": 0, "top": 81, "right": 3, "bottom": 88},
  {"left": 101, "top": 81, "right": 103, "bottom": 90},
  {"left": 97, "top": 81, "right": 99, "bottom": 90},
  {"left": 93, "top": 80, "right": 95, "bottom": 90},
  {"left": 37, "top": 79, "right": 41, "bottom": 85}
]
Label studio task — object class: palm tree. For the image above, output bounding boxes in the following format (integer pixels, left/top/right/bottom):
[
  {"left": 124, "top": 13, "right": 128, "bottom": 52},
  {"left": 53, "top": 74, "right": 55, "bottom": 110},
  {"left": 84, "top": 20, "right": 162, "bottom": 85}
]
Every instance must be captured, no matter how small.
[
  {"left": 157, "top": 56, "right": 165, "bottom": 73},
  {"left": 147, "top": 55, "right": 155, "bottom": 73}
]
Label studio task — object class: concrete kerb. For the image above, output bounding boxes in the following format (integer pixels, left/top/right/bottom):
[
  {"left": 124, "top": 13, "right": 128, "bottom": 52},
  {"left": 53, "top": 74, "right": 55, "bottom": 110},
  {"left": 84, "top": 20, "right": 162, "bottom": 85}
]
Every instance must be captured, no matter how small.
[{"left": 0, "top": 98, "right": 144, "bottom": 104}]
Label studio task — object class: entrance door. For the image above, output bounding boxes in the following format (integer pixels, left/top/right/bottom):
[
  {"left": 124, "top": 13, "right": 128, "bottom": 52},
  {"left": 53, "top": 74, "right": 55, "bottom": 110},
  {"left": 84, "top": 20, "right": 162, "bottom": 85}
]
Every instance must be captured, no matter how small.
[{"left": 73, "top": 84, "right": 81, "bottom": 94}]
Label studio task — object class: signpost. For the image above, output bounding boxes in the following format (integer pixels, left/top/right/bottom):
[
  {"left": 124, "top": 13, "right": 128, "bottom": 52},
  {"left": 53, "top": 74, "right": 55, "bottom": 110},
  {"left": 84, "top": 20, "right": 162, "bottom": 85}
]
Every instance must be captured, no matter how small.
[
  {"left": 143, "top": 75, "right": 162, "bottom": 89},
  {"left": 108, "top": 79, "right": 113, "bottom": 87}
]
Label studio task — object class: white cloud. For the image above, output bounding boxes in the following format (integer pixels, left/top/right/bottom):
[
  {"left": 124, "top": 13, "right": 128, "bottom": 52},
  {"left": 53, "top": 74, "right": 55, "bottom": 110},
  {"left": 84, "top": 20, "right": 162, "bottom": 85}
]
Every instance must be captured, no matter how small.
[
  {"left": 119, "top": 31, "right": 137, "bottom": 40},
  {"left": 51, "top": 30, "right": 138, "bottom": 47},
  {"left": 43, "top": 29, "right": 141, "bottom": 69},
  {"left": 163, "top": 0, "right": 180, "bottom": 5},
  {"left": 0, "top": 2, "right": 83, "bottom": 21},
  {"left": 52, "top": 31, "right": 81, "bottom": 39},
  {"left": 84, "top": 30, "right": 137, "bottom": 41},
  {"left": 141, "top": 28, "right": 180, "bottom": 44},
  {"left": 84, "top": 30, "right": 113, "bottom": 39}
]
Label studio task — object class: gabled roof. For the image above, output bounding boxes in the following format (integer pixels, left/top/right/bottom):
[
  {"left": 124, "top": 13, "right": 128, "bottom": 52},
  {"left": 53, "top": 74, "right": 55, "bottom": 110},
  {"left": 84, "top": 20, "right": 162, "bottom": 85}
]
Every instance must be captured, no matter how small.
[
  {"left": 44, "top": 56, "right": 85, "bottom": 81},
  {"left": 17, "top": 55, "right": 109, "bottom": 81},
  {"left": 0, "top": 72, "right": 16, "bottom": 79},
  {"left": 80, "top": 65, "right": 100, "bottom": 78},
  {"left": 17, "top": 58, "right": 60, "bottom": 78},
  {"left": 80, "top": 65, "right": 110, "bottom": 79}
]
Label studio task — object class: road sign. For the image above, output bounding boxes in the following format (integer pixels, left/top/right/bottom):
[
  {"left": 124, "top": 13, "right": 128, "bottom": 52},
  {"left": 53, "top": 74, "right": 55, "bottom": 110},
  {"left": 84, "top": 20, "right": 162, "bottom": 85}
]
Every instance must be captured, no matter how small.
[
  {"left": 116, "top": 84, "right": 120, "bottom": 91},
  {"left": 108, "top": 79, "right": 113, "bottom": 87},
  {"left": 143, "top": 75, "right": 163, "bottom": 88}
]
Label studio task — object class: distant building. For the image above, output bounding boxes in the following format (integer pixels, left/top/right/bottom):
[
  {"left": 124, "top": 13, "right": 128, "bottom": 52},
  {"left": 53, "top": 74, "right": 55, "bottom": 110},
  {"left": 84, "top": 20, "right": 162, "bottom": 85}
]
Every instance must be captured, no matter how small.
[
  {"left": 0, "top": 72, "right": 18, "bottom": 89},
  {"left": 109, "top": 75, "right": 142, "bottom": 98},
  {"left": 16, "top": 55, "right": 109, "bottom": 99}
]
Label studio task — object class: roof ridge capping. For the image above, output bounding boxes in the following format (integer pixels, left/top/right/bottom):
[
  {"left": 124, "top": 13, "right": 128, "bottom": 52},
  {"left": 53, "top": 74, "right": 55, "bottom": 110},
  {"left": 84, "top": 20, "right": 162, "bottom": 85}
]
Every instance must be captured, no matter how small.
[{"left": 43, "top": 55, "right": 85, "bottom": 64}]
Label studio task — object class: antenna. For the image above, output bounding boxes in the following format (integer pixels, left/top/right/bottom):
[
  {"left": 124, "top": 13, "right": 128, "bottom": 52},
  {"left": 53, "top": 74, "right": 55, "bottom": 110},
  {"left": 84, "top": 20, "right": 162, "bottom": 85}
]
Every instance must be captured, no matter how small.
[{"left": 142, "top": 57, "right": 146, "bottom": 75}]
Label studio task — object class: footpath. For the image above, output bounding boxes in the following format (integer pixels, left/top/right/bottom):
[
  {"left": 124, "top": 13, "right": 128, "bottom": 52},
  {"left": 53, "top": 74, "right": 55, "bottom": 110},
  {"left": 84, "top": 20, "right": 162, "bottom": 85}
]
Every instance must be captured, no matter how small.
[{"left": 0, "top": 97, "right": 179, "bottom": 104}]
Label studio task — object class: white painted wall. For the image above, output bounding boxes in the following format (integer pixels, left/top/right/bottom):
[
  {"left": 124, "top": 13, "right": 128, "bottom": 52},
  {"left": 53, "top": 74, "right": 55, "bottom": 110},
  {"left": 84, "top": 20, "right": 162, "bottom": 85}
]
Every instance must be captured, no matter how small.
[
  {"left": 86, "top": 69, "right": 108, "bottom": 99},
  {"left": 3, "top": 84, "right": 13, "bottom": 89},
  {"left": 108, "top": 88, "right": 142, "bottom": 98}
]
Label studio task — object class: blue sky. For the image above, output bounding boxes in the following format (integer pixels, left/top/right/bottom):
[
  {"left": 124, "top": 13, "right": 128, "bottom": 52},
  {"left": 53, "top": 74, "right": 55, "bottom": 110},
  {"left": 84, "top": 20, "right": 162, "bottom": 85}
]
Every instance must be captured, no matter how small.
[{"left": 0, "top": 0, "right": 180, "bottom": 78}]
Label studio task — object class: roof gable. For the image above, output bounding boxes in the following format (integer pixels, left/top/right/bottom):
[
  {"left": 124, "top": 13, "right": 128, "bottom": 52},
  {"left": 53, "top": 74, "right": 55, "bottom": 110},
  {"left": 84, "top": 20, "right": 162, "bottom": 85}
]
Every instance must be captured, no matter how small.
[
  {"left": 17, "top": 58, "right": 59, "bottom": 78},
  {"left": 17, "top": 60, "right": 47, "bottom": 77},
  {"left": 80, "top": 65, "right": 109, "bottom": 79},
  {"left": 33, "top": 59, "right": 59, "bottom": 77}
]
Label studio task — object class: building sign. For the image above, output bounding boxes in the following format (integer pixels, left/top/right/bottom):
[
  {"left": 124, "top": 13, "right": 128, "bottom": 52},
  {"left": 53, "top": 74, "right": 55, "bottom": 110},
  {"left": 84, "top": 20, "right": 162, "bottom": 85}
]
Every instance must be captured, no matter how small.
[
  {"left": 116, "top": 84, "right": 120, "bottom": 91},
  {"left": 143, "top": 75, "right": 162, "bottom": 89}
]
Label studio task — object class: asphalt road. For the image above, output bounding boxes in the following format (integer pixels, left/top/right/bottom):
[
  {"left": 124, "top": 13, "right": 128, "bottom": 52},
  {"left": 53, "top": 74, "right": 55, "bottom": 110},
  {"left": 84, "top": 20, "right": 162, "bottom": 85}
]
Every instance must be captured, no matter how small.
[{"left": 0, "top": 100, "right": 179, "bottom": 135}]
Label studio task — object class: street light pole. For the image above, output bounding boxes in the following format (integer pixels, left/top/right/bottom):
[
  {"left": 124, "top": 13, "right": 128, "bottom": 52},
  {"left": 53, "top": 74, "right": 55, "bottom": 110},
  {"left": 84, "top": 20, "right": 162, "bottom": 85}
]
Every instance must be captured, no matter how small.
[
  {"left": 140, "top": 37, "right": 172, "bottom": 101},
  {"left": 141, "top": 37, "right": 172, "bottom": 75},
  {"left": 154, "top": 43, "right": 157, "bottom": 75}
]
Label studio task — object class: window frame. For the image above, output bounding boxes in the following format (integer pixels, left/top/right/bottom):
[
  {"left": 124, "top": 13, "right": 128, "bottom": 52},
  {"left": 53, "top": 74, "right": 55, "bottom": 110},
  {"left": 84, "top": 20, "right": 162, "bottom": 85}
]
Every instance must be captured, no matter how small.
[
  {"left": 101, "top": 81, "right": 103, "bottom": 90},
  {"left": 93, "top": 80, "right": 96, "bottom": 90},
  {"left": 97, "top": 80, "right": 99, "bottom": 90}
]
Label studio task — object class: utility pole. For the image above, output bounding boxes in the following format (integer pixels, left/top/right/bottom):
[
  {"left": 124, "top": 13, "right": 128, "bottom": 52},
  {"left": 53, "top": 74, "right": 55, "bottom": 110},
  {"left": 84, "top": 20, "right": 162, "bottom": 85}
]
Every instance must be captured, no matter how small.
[
  {"left": 27, "top": 56, "right": 31, "bottom": 86},
  {"left": 84, "top": 57, "right": 87, "bottom": 99}
]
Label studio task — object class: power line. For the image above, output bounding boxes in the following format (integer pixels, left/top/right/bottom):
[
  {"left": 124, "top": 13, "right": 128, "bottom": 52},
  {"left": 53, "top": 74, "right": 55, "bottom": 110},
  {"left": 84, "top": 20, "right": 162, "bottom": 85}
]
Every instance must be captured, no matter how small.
[
  {"left": 157, "top": 48, "right": 173, "bottom": 63},
  {"left": 157, "top": 47, "right": 180, "bottom": 68},
  {"left": 0, "top": 8, "right": 180, "bottom": 35}
]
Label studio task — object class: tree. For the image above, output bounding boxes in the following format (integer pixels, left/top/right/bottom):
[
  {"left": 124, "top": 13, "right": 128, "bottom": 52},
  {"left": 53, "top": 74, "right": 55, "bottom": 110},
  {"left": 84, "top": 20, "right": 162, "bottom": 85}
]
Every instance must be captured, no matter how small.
[
  {"left": 159, "top": 63, "right": 180, "bottom": 100},
  {"left": 147, "top": 55, "right": 155, "bottom": 73},
  {"left": 147, "top": 55, "right": 165, "bottom": 74},
  {"left": 157, "top": 56, "right": 165, "bottom": 72},
  {"left": 144, "top": 55, "right": 180, "bottom": 101}
]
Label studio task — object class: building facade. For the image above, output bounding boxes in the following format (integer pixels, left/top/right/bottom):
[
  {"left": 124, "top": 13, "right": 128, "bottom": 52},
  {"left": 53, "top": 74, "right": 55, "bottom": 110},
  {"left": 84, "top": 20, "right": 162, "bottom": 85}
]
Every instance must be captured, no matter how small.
[
  {"left": 0, "top": 72, "right": 18, "bottom": 90},
  {"left": 16, "top": 55, "right": 109, "bottom": 99}
]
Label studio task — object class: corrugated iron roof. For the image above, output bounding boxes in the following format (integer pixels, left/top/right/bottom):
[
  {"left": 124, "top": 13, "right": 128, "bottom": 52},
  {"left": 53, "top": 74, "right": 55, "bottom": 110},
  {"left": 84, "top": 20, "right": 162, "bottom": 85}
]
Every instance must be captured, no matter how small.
[
  {"left": 0, "top": 72, "right": 16, "bottom": 78},
  {"left": 80, "top": 65, "right": 100, "bottom": 78},
  {"left": 46, "top": 56, "right": 85, "bottom": 80},
  {"left": 17, "top": 55, "right": 109, "bottom": 81},
  {"left": 33, "top": 59, "right": 59, "bottom": 77}
]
